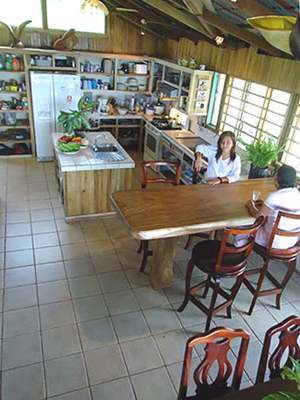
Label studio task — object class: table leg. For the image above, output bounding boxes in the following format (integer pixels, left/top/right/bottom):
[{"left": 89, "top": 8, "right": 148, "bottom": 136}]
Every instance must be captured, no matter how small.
[{"left": 149, "top": 237, "right": 178, "bottom": 290}]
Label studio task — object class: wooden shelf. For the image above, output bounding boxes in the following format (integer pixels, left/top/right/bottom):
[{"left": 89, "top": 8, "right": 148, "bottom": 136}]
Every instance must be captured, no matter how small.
[
  {"left": 1, "top": 91, "right": 26, "bottom": 95},
  {"left": 118, "top": 124, "right": 140, "bottom": 128},
  {"left": 0, "top": 70, "right": 25, "bottom": 74},
  {"left": 117, "top": 74, "right": 150, "bottom": 77},
  {"left": 28, "top": 66, "right": 76, "bottom": 71},
  {"left": 162, "top": 80, "right": 179, "bottom": 89},
  {"left": 181, "top": 87, "right": 189, "bottom": 93},
  {"left": 80, "top": 72, "right": 114, "bottom": 76},
  {"left": 0, "top": 139, "right": 31, "bottom": 144},
  {"left": 0, "top": 110, "right": 28, "bottom": 113},
  {"left": 82, "top": 89, "right": 148, "bottom": 94},
  {"left": 0, "top": 125, "right": 30, "bottom": 129},
  {"left": 161, "top": 97, "right": 178, "bottom": 102}
]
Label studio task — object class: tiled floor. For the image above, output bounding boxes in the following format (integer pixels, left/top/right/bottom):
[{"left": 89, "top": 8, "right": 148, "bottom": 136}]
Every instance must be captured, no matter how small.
[{"left": 1, "top": 154, "right": 300, "bottom": 400}]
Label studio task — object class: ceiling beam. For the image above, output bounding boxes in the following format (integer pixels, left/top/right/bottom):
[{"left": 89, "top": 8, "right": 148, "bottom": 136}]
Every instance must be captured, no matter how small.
[
  {"left": 202, "top": 8, "right": 288, "bottom": 57},
  {"left": 183, "top": 0, "right": 217, "bottom": 37},
  {"left": 218, "top": 0, "right": 275, "bottom": 17},
  {"left": 137, "top": 0, "right": 213, "bottom": 38}
]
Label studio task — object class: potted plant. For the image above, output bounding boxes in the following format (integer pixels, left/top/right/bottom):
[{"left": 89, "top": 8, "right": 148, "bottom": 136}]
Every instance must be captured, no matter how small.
[
  {"left": 57, "top": 96, "right": 97, "bottom": 137},
  {"left": 263, "top": 357, "right": 300, "bottom": 400},
  {"left": 239, "top": 133, "right": 285, "bottom": 179}
]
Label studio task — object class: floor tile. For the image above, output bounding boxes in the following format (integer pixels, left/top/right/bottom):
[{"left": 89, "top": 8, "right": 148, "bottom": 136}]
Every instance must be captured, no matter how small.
[
  {"left": 6, "top": 235, "right": 33, "bottom": 252},
  {"left": 69, "top": 275, "right": 101, "bottom": 299},
  {"left": 35, "top": 246, "right": 63, "bottom": 265},
  {"left": 5, "top": 266, "right": 36, "bottom": 288},
  {"left": 50, "top": 388, "right": 92, "bottom": 400},
  {"left": 74, "top": 295, "right": 109, "bottom": 322},
  {"left": 38, "top": 280, "right": 70, "bottom": 304},
  {"left": 31, "top": 209, "right": 54, "bottom": 222},
  {"left": 62, "top": 243, "right": 90, "bottom": 260},
  {"left": 167, "top": 357, "right": 201, "bottom": 396},
  {"left": 58, "top": 230, "right": 86, "bottom": 245},
  {"left": 56, "top": 219, "right": 82, "bottom": 232},
  {"left": 82, "top": 227, "right": 109, "bottom": 241},
  {"left": 104, "top": 289, "right": 140, "bottom": 316},
  {"left": 33, "top": 232, "right": 60, "bottom": 248},
  {"left": 42, "top": 324, "right": 81, "bottom": 360},
  {"left": 112, "top": 237, "right": 138, "bottom": 253},
  {"left": 84, "top": 344, "right": 127, "bottom": 385},
  {"left": 80, "top": 218, "right": 105, "bottom": 229},
  {"left": 98, "top": 270, "right": 131, "bottom": 293},
  {"left": 154, "top": 329, "right": 189, "bottom": 365},
  {"left": 232, "top": 340, "right": 263, "bottom": 381},
  {"left": 87, "top": 239, "right": 116, "bottom": 256},
  {"left": 143, "top": 305, "right": 182, "bottom": 334},
  {"left": 3, "top": 306, "right": 40, "bottom": 337},
  {"left": 121, "top": 336, "right": 164, "bottom": 374},
  {"left": 65, "top": 257, "right": 95, "bottom": 278},
  {"left": 2, "top": 331, "right": 42, "bottom": 370},
  {"left": 112, "top": 311, "right": 151, "bottom": 342},
  {"left": 131, "top": 367, "right": 177, "bottom": 400},
  {"left": 91, "top": 377, "right": 135, "bottom": 400},
  {"left": 92, "top": 254, "right": 123, "bottom": 274},
  {"left": 78, "top": 317, "right": 117, "bottom": 351},
  {"left": 32, "top": 220, "right": 57, "bottom": 234},
  {"left": 4, "top": 285, "right": 37, "bottom": 311},
  {"left": 125, "top": 268, "right": 152, "bottom": 288},
  {"left": 7, "top": 211, "right": 30, "bottom": 224},
  {"left": 5, "top": 249, "right": 34, "bottom": 268},
  {"left": 40, "top": 300, "right": 76, "bottom": 330},
  {"left": 29, "top": 199, "right": 53, "bottom": 211},
  {"left": 36, "top": 261, "right": 66, "bottom": 282},
  {"left": 242, "top": 309, "right": 277, "bottom": 340},
  {"left": 1, "top": 363, "right": 45, "bottom": 400},
  {"left": 45, "top": 353, "right": 88, "bottom": 397}
]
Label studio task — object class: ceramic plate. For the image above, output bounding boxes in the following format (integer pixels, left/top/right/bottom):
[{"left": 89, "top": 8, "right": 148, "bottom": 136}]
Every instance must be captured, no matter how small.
[{"left": 56, "top": 148, "right": 81, "bottom": 155}]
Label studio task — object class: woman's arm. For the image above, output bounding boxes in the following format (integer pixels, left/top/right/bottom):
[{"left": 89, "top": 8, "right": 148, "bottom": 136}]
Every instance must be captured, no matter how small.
[{"left": 195, "top": 152, "right": 203, "bottom": 172}]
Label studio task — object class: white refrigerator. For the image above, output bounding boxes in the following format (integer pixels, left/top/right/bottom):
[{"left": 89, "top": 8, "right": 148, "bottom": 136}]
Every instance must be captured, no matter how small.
[{"left": 30, "top": 72, "right": 81, "bottom": 161}]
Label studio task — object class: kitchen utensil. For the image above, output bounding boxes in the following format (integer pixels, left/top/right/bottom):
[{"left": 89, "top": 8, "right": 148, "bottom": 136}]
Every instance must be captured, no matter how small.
[
  {"left": 145, "top": 107, "right": 155, "bottom": 116},
  {"left": 118, "top": 108, "right": 128, "bottom": 115},
  {"left": 117, "top": 82, "right": 127, "bottom": 91},
  {"left": 139, "top": 84, "right": 147, "bottom": 91},
  {"left": 134, "top": 64, "right": 148, "bottom": 74},
  {"left": 154, "top": 105, "right": 165, "bottom": 115}
]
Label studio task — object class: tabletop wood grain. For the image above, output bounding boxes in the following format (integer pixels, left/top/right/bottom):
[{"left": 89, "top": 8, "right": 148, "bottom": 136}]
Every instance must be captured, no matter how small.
[{"left": 111, "top": 178, "right": 275, "bottom": 240}]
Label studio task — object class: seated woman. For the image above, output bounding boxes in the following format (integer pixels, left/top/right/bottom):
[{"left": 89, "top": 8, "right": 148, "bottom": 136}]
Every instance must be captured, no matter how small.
[
  {"left": 195, "top": 131, "right": 241, "bottom": 185},
  {"left": 237, "top": 165, "right": 300, "bottom": 249}
]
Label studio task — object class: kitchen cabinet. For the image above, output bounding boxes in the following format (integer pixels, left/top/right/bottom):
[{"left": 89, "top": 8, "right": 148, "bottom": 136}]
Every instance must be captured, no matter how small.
[
  {"left": 152, "top": 59, "right": 214, "bottom": 116},
  {"left": 0, "top": 52, "right": 32, "bottom": 156}
]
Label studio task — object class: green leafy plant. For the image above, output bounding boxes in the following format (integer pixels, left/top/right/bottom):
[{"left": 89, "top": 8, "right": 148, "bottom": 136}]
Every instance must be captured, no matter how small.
[
  {"left": 57, "top": 97, "right": 97, "bottom": 135},
  {"left": 263, "top": 357, "right": 300, "bottom": 400},
  {"left": 239, "top": 133, "right": 285, "bottom": 169}
]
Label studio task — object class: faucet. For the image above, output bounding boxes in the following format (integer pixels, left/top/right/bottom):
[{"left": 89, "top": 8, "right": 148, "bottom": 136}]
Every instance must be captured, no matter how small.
[{"left": 95, "top": 134, "right": 108, "bottom": 144}]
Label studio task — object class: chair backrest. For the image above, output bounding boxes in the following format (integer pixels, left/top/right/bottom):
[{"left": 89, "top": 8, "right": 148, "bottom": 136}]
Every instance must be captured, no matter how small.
[
  {"left": 214, "top": 216, "right": 265, "bottom": 275},
  {"left": 178, "top": 327, "right": 250, "bottom": 400},
  {"left": 141, "top": 161, "right": 182, "bottom": 189},
  {"left": 256, "top": 315, "right": 300, "bottom": 384},
  {"left": 266, "top": 211, "right": 300, "bottom": 258}
]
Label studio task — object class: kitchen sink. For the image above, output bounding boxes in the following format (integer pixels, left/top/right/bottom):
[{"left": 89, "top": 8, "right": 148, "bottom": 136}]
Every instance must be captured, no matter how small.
[{"left": 90, "top": 143, "right": 127, "bottom": 162}]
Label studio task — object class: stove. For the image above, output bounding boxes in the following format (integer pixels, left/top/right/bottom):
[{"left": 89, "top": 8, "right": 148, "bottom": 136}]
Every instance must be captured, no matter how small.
[
  {"left": 150, "top": 117, "right": 182, "bottom": 131},
  {"left": 176, "top": 137, "right": 209, "bottom": 151}
]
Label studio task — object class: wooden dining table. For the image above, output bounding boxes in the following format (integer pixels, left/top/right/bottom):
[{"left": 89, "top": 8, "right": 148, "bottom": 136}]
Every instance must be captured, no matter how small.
[
  {"left": 111, "top": 178, "right": 275, "bottom": 290},
  {"left": 218, "top": 377, "right": 297, "bottom": 400}
]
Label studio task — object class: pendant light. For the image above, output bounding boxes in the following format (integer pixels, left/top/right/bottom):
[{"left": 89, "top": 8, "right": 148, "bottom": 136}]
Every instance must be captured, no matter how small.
[{"left": 80, "top": 0, "right": 109, "bottom": 16}]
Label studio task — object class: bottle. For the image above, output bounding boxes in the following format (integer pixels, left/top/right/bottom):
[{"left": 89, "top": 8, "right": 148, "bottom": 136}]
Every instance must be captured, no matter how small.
[
  {"left": 5, "top": 54, "right": 11, "bottom": 71},
  {"left": 0, "top": 54, "right": 4, "bottom": 70},
  {"left": 12, "top": 55, "right": 18, "bottom": 71}
]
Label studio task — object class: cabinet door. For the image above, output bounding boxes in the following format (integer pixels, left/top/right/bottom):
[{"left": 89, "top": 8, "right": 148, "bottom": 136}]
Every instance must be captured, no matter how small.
[{"left": 187, "top": 71, "right": 214, "bottom": 115}]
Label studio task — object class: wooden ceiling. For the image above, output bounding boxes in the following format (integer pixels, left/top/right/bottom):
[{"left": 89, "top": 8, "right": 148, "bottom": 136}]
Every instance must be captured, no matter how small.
[{"left": 104, "top": 0, "right": 299, "bottom": 58}]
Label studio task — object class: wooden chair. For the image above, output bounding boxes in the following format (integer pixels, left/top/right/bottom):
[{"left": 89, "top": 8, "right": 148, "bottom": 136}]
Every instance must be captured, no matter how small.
[
  {"left": 185, "top": 167, "right": 211, "bottom": 250},
  {"left": 178, "top": 216, "right": 264, "bottom": 332},
  {"left": 137, "top": 160, "right": 182, "bottom": 272},
  {"left": 178, "top": 327, "right": 250, "bottom": 400},
  {"left": 243, "top": 211, "right": 300, "bottom": 315},
  {"left": 256, "top": 315, "right": 300, "bottom": 384}
]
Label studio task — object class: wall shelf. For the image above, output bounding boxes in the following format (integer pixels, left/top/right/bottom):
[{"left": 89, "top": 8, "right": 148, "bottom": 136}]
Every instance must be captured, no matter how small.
[
  {"left": 0, "top": 110, "right": 28, "bottom": 113},
  {"left": 80, "top": 72, "right": 114, "bottom": 76},
  {"left": 0, "top": 70, "right": 25, "bottom": 74},
  {"left": 0, "top": 125, "right": 30, "bottom": 129},
  {"left": 0, "top": 139, "right": 31, "bottom": 144},
  {"left": 1, "top": 91, "right": 27, "bottom": 95}
]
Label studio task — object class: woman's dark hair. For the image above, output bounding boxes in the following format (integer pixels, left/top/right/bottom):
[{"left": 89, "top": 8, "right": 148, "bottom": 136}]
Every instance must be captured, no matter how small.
[
  {"left": 215, "top": 131, "right": 237, "bottom": 162},
  {"left": 276, "top": 164, "right": 297, "bottom": 189}
]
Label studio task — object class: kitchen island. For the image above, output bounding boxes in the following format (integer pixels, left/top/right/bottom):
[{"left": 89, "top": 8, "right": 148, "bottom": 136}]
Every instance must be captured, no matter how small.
[{"left": 52, "top": 132, "right": 134, "bottom": 218}]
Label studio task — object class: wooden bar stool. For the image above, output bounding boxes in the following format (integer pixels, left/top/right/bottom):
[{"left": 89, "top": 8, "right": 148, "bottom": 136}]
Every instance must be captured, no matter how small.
[
  {"left": 137, "top": 160, "right": 182, "bottom": 272},
  {"left": 256, "top": 315, "right": 300, "bottom": 383},
  {"left": 178, "top": 327, "right": 250, "bottom": 400},
  {"left": 178, "top": 216, "right": 264, "bottom": 332},
  {"left": 243, "top": 211, "right": 300, "bottom": 315}
]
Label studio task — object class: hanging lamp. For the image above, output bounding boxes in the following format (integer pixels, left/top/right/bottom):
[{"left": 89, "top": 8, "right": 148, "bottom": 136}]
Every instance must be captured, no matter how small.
[{"left": 80, "top": 0, "right": 109, "bottom": 16}]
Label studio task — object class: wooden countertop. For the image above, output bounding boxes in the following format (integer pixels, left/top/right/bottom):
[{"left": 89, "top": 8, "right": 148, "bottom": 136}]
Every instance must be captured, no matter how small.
[{"left": 111, "top": 178, "right": 275, "bottom": 240}]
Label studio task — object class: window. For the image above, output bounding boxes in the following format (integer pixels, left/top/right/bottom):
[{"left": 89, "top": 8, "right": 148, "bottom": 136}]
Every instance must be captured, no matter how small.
[
  {"left": 206, "top": 72, "right": 226, "bottom": 128},
  {"left": 47, "top": 0, "right": 106, "bottom": 34},
  {"left": 281, "top": 97, "right": 300, "bottom": 173},
  {"left": 0, "top": 0, "right": 43, "bottom": 28},
  {"left": 0, "top": 0, "right": 106, "bottom": 34},
  {"left": 218, "top": 77, "right": 291, "bottom": 149}
]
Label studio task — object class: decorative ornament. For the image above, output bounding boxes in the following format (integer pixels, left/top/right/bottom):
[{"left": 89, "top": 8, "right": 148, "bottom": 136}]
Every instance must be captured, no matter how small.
[
  {"left": 53, "top": 29, "right": 79, "bottom": 51},
  {"left": 80, "top": 0, "right": 109, "bottom": 16},
  {"left": 0, "top": 20, "right": 32, "bottom": 48}
]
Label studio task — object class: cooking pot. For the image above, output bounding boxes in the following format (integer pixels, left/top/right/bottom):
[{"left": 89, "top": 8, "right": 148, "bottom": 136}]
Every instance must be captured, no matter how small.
[
  {"left": 134, "top": 64, "right": 148, "bottom": 74},
  {"left": 154, "top": 105, "right": 165, "bottom": 115}
]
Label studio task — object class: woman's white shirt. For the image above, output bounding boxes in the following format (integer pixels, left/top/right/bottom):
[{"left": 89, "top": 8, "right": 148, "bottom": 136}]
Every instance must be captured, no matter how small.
[
  {"left": 195, "top": 144, "right": 241, "bottom": 183},
  {"left": 255, "top": 187, "right": 300, "bottom": 249}
]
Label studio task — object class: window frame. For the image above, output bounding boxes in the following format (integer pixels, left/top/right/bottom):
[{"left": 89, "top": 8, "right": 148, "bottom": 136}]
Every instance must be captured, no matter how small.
[{"left": 4, "top": 0, "right": 109, "bottom": 37}]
